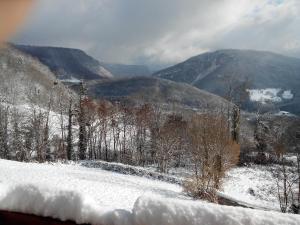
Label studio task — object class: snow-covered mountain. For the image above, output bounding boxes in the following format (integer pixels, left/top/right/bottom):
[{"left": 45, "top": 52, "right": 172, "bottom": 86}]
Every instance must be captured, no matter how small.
[
  {"left": 14, "top": 44, "right": 113, "bottom": 81},
  {"left": 14, "top": 44, "right": 152, "bottom": 80},
  {"left": 154, "top": 49, "right": 300, "bottom": 114}
]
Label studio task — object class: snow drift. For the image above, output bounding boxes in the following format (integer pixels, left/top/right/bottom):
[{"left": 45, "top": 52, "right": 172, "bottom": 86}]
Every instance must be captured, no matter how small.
[
  {"left": 1, "top": 184, "right": 300, "bottom": 225},
  {"left": 0, "top": 184, "right": 133, "bottom": 225},
  {"left": 134, "top": 196, "right": 300, "bottom": 225}
]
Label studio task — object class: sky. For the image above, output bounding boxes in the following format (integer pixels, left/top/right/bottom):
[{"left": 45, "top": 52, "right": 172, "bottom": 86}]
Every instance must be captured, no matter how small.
[{"left": 13, "top": 0, "right": 300, "bottom": 69}]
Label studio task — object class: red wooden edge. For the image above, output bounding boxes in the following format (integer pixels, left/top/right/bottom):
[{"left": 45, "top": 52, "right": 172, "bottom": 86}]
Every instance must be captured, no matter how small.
[{"left": 0, "top": 210, "right": 90, "bottom": 225}]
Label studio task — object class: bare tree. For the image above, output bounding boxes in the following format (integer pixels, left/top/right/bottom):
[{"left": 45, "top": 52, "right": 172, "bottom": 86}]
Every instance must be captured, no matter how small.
[
  {"left": 184, "top": 112, "right": 240, "bottom": 202},
  {"left": 134, "top": 104, "right": 152, "bottom": 166},
  {"left": 285, "top": 119, "right": 300, "bottom": 213},
  {"left": 156, "top": 114, "right": 187, "bottom": 173}
]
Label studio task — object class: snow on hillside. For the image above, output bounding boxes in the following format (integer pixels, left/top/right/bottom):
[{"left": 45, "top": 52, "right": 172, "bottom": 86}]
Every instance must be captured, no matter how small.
[
  {"left": 223, "top": 166, "right": 278, "bottom": 210},
  {"left": 4, "top": 103, "right": 70, "bottom": 139},
  {"left": 61, "top": 77, "right": 81, "bottom": 83},
  {"left": 282, "top": 90, "right": 294, "bottom": 100},
  {"left": 247, "top": 88, "right": 294, "bottom": 104},
  {"left": 0, "top": 160, "right": 300, "bottom": 225}
]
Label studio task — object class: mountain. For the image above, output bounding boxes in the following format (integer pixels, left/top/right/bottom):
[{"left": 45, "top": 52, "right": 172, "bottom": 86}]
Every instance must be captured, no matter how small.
[
  {"left": 83, "top": 77, "right": 230, "bottom": 111},
  {"left": 14, "top": 44, "right": 113, "bottom": 81},
  {"left": 102, "top": 63, "right": 151, "bottom": 78},
  {"left": 0, "top": 45, "right": 73, "bottom": 107},
  {"left": 154, "top": 49, "right": 300, "bottom": 114},
  {"left": 14, "top": 44, "right": 152, "bottom": 80}
]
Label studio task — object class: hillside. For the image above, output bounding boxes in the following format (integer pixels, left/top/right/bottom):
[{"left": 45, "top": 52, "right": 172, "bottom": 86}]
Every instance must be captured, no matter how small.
[
  {"left": 154, "top": 49, "right": 300, "bottom": 114},
  {"left": 0, "top": 45, "right": 72, "bottom": 107},
  {"left": 85, "top": 76, "right": 230, "bottom": 111},
  {"left": 14, "top": 44, "right": 113, "bottom": 81}
]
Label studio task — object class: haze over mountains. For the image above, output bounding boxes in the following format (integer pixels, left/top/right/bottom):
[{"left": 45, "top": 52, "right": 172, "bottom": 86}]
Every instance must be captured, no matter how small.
[
  {"left": 7, "top": 44, "right": 300, "bottom": 115},
  {"left": 102, "top": 63, "right": 151, "bottom": 78},
  {"left": 14, "top": 44, "right": 151, "bottom": 80},
  {"left": 13, "top": 44, "right": 230, "bottom": 111}
]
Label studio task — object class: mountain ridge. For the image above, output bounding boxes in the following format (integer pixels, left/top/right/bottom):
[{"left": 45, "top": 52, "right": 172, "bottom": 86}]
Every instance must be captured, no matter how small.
[
  {"left": 14, "top": 44, "right": 152, "bottom": 80},
  {"left": 13, "top": 44, "right": 113, "bottom": 81},
  {"left": 154, "top": 49, "right": 300, "bottom": 114},
  {"left": 82, "top": 76, "right": 231, "bottom": 112}
]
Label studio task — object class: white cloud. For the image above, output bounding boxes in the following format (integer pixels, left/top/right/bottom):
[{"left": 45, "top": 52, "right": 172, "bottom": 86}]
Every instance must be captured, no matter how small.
[{"left": 13, "top": 0, "right": 300, "bottom": 67}]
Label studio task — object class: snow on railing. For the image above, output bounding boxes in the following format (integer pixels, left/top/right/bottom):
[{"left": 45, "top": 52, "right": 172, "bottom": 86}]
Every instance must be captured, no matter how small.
[{"left": 1, "top": 184, "right": 299, "bottom": 225}]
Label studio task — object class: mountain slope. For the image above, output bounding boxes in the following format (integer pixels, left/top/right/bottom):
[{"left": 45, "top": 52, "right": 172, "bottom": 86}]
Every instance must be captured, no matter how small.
[
  {"left": 14, "top": 44, "right": 113, "bottom": 81},
  {"left": 102, "top": 63, "right": 151, "bottom": 78},
  {"left": 0, "top": 45, "right": 73, "bottom": 107},
  {"left": 85, "top": 77, "right": 230, "bottom": 111},
  {"left": 154, "top": 49, "right": 300, "bottom": 114}
]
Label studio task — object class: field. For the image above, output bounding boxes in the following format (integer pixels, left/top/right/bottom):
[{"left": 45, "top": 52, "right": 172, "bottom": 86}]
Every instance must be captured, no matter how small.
[{"left": 0, "top": 159, "right": 299, "bottom": 225}]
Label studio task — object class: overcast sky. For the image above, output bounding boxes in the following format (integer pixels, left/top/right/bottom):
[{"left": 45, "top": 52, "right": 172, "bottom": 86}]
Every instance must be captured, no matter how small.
[{"left": 13, "top": 0, "right": 300, "bottom": 68}]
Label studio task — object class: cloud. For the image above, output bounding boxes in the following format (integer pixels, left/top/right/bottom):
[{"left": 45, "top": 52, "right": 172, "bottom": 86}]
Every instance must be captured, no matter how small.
[{"left": 13, "top": 0, "right": 300, "bottom": 67}]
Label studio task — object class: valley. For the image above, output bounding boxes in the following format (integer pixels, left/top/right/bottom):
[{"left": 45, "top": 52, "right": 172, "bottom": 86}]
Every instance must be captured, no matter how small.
[{"left": 0, "top": 44, "right": 299, "bottom": 225}]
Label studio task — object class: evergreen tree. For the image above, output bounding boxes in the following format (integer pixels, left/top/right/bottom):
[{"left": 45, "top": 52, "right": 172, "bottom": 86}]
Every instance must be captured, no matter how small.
[{"left": 78, "top": 82, "right": 87, "bottom": 160}]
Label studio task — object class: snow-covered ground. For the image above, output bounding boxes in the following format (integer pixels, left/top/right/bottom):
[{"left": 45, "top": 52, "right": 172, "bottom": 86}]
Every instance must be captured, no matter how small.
[
  {"left": 0, "top": 160, "right": 185, "bottom": 210},
  {"left": 84, "top": 160, "right": 290, "bottom": 211},
  {"left": 0, "top": 159, "right": 187, "bottom": 224},
  {"left": 223, "top": 165, "right": 278, "bottom": 210},
  {"left": 0, "top": 160, "right": 299, "bottom": 225}
]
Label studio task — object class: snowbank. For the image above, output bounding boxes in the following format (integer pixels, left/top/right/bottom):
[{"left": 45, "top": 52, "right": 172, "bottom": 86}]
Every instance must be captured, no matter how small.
[
  {"left": 0, "top": 159, "right": 185, "bottom": 224},
  {"left": 0, "top": 183, "right": 132, "bottom": 225},
  {"left": 133, "top": 196, "right": 300, "bottom": 225}
]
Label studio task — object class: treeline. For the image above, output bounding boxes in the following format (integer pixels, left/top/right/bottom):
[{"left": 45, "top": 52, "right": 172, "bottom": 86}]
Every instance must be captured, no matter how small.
[
  {"left": 0, "top": 83, "right": 241, "bottom": 201},
  {"left": 251, "top": 113, "right": 300, "bottom": 213}
]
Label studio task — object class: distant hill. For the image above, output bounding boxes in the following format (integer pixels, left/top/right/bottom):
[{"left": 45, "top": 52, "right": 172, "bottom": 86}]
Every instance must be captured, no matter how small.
[
  {"left": 14, "top": 44, "right": 113, "bottom": 81},
  {"left": 102, "top": 63, "right": 151, "bottom": 78},
  {"left": 0, "top": 45, "right": 73, "bottom": 107},
  {"left": 154, "top": 49, "right": 300, "bottom": 114},
  {"left": 83, "top": 77, "right": 230, "bottom": 111},
  {"left": 15, "top": 44, "right": 152, "bottom": 81}
]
